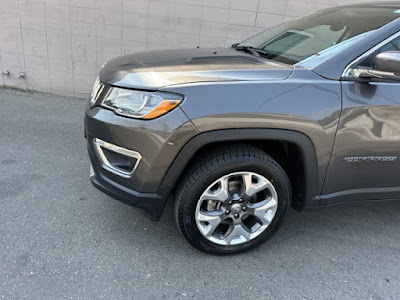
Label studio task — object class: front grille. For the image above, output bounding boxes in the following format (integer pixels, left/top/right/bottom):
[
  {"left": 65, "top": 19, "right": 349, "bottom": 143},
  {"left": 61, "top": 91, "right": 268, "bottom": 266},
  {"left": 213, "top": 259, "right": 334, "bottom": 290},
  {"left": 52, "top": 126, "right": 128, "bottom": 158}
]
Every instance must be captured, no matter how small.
[{"left": 89, "top": 78, "right": 104, "bottom": 106}]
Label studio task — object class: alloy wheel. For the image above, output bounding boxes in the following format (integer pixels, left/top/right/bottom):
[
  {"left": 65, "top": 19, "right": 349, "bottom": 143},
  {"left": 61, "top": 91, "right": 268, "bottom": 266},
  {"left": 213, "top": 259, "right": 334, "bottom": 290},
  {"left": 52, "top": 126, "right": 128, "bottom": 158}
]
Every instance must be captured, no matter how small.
[{"left": 195, "top": 171, "right": 278, "bottom": 246}]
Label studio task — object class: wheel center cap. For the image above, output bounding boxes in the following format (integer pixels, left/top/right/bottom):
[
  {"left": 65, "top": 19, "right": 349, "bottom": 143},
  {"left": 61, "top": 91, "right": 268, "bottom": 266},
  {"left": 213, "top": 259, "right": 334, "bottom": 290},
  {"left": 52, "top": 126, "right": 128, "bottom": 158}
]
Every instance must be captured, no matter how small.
[{"left": 231, "top": 203, "right": 241, "bottom": 214}]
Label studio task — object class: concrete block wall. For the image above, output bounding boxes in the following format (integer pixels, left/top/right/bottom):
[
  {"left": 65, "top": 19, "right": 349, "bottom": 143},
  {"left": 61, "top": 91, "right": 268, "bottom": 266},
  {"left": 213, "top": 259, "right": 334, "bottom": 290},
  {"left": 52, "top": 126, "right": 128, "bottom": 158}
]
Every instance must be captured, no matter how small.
[{"left": 0, "top": 0, "right": 383, "bottom": 97}]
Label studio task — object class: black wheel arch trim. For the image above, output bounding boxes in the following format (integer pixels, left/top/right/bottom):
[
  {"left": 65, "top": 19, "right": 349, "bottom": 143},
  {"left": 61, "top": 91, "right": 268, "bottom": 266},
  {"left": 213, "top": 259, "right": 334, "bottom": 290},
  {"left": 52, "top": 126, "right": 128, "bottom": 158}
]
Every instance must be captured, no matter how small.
[{"left": 157, "top": 128, "right": 319, "bottom": 209}]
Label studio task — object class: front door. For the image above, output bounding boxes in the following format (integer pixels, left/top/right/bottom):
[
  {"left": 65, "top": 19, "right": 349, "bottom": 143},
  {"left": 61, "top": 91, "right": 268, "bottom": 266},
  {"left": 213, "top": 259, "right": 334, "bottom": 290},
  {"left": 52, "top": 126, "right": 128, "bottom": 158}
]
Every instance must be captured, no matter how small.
[{"left": 322, "top": 34, "right": 400, "bottom": 201}]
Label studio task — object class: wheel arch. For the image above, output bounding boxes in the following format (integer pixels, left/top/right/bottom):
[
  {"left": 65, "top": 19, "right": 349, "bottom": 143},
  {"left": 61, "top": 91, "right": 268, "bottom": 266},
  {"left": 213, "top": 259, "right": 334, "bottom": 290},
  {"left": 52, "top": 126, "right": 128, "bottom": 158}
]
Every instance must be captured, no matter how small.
[{"left": 158, "top": 129, "right": 319, "bottom": 210}]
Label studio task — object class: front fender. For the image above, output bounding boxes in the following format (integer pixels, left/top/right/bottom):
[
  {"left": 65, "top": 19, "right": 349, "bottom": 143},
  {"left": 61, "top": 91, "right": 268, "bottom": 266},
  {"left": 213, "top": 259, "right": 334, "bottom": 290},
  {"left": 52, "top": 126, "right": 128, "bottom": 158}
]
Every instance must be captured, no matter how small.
[
  {"left": 161, "top": 70, "right": 342, "bottom": 195},
  {"left": 157, "top": 129, "right": 319, "bottom": 208}
]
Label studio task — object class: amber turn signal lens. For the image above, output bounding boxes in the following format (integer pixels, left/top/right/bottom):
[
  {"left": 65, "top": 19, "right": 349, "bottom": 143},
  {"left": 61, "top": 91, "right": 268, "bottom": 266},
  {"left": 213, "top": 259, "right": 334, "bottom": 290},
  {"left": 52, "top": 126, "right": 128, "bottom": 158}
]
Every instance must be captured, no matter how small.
[{"left": 142, "top": 100, "right": 181, "bottom": 119}]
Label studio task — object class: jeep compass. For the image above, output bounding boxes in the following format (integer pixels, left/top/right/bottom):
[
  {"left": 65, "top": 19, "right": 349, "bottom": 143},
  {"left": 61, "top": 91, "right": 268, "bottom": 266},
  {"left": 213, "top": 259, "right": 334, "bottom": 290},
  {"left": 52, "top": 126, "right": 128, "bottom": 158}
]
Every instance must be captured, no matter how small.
[{"left": 85, "top": 3, "right": 400, "bottom": 254}]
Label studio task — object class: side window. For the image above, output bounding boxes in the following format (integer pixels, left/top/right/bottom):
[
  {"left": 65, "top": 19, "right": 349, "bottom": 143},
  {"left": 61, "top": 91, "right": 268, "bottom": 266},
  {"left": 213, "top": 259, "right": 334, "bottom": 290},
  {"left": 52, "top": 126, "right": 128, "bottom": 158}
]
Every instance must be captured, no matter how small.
[{"left": 357, "top": 35, "right": 400, "bottom": 68}]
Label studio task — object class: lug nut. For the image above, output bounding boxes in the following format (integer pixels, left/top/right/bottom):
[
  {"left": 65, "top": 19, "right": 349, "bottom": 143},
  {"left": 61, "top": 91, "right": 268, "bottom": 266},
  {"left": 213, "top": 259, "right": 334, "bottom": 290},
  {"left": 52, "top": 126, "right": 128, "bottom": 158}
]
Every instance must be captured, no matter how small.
[
  {"left": 242, "top": 206, "right": 247, "bottom": 211},
  {"left": 228, "top": 200, "right": 233, "bottom": 205},
  {"left": 239, "top": 199, "right": 244, "bottom": 203},
  {"left": 234, "top": 213, "right": 239, "bottom": 219},
  {"left": 225, "top": 209, "right": 230, "bottom": 215}
]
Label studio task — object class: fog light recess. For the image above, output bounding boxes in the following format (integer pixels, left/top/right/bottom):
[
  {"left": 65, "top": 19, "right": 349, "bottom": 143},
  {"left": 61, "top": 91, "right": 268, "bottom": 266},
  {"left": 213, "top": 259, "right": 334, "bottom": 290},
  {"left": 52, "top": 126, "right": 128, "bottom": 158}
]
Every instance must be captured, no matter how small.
[{"left": 93, "top": 138, "right": 142, "bottom": 177}]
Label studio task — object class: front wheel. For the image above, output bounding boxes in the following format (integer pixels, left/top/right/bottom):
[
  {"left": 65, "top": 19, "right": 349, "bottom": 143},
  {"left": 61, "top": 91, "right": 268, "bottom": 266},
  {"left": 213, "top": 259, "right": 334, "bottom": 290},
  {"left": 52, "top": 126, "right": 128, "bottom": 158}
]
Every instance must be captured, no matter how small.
[{"left": 174, "top": 144, "right": 292, "bottom": 254}]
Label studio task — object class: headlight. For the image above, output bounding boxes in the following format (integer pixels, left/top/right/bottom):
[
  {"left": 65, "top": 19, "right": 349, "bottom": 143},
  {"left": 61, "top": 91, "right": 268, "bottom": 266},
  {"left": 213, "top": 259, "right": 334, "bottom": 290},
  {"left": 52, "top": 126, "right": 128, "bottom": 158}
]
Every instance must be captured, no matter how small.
[{"left": 101, "top": 87, "right": 183, "bottom": 119}]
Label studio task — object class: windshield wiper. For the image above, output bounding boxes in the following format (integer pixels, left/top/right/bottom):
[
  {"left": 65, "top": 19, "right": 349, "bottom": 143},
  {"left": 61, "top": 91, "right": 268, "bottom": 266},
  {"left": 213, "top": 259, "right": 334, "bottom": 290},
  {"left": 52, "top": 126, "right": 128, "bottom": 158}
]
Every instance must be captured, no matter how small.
[{"left": 232, "top": 45, "right": 269, "bottom": 58}]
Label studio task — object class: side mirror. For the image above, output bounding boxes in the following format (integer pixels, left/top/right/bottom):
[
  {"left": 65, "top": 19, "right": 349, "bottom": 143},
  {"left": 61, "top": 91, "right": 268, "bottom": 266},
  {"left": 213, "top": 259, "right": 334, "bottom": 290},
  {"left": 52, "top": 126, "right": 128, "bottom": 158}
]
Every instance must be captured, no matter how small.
[
  {"left": 374, "top": 51, "right": 400, "bottom": 74},
  {"left": 344, "top": 51, "right": 400, "bottom": 82}
]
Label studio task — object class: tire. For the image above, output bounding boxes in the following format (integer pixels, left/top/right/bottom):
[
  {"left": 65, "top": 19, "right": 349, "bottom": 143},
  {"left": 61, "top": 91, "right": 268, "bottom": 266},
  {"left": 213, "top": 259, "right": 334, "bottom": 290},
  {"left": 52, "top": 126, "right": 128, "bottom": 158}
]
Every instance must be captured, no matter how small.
[{"left": 174, "top": 143, "right": 292, "bottom": 255}]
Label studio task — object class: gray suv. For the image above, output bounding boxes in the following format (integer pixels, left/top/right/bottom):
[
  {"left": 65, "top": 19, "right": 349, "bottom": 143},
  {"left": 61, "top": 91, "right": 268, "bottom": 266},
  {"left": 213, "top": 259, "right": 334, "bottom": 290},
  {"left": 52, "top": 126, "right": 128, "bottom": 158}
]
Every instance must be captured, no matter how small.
[{"left": 85, "top": 3, "right": 400, "bottom": 254}]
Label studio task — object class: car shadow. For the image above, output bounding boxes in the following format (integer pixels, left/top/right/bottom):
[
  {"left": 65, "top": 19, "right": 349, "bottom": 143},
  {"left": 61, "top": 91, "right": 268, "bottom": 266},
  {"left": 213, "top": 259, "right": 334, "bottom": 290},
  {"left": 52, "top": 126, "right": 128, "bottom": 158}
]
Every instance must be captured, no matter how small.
[{"left": 95, "top": 190, "right": 400, "bottom": 257}]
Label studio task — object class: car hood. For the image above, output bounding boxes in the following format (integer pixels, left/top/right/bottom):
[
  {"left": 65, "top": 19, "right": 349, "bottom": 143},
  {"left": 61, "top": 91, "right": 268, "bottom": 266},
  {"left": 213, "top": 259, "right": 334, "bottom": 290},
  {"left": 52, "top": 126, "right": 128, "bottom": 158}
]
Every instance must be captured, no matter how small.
[{"left": 99, "top": 48, "right": 294, "bottom": 90}]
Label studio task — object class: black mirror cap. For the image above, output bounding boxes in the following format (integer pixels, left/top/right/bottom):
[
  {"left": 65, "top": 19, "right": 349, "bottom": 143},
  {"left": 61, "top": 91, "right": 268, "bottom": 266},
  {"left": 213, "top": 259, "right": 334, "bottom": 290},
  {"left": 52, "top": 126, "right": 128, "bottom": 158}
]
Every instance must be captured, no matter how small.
[{"left": 374, "top": 51, "right": 400, "bottom": 75}]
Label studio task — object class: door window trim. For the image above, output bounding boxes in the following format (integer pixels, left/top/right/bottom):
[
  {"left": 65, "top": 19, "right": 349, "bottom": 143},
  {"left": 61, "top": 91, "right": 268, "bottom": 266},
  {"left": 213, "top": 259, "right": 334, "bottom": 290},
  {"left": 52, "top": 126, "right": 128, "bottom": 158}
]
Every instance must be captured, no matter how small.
[{"left": 342, "top": 30, "right": 400, "bottom": 79}]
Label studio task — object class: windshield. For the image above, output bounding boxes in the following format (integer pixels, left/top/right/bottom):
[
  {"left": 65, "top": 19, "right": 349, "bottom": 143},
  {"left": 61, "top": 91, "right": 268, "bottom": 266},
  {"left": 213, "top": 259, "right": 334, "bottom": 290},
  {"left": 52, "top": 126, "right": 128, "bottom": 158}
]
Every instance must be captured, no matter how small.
[{"left": 237, "top": 6, "right": 400, "bottom": 65}]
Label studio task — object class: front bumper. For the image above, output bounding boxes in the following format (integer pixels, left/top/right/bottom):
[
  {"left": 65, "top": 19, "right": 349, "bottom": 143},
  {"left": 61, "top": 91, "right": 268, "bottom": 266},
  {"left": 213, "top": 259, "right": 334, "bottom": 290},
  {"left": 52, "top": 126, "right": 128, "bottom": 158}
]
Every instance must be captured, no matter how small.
[
  {"left": 89, "top": 160, "right": 165, "bottom": 221},
  {"left": 85, "top": 104, "right": 198, "bottom": 221}
]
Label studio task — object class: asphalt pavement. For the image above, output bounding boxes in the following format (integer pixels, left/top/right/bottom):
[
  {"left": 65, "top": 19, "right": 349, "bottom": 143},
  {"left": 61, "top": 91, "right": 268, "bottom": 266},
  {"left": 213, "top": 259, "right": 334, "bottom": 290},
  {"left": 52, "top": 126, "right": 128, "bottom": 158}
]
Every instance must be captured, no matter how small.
[{"left": 1, "top": 88, "right": 400, "bottom": 299}]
